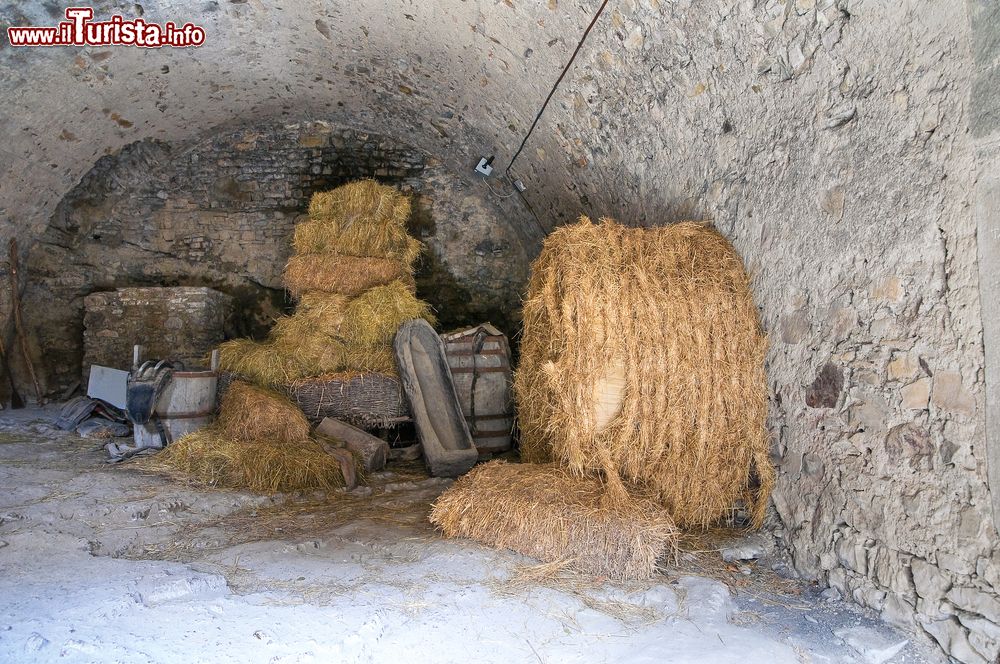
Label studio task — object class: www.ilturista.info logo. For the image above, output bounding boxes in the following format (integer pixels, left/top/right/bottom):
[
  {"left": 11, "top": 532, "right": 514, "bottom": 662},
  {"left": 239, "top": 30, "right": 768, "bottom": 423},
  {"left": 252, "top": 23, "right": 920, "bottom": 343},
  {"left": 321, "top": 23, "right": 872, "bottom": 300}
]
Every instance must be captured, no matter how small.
[{"left": 6, "top": 7, "right": 206, "bottom": 48}]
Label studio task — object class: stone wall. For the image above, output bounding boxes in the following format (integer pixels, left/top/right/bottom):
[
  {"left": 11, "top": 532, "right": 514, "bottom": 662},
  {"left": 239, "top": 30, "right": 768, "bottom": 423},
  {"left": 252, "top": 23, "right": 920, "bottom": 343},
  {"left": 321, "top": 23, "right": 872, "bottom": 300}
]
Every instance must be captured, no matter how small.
[
  {"left": 970, "top": 0, "right": 1000, "bottom": 538},
  {"left": 1, "top": 1, "right": 997, "bottom": 661},
  {"left": 25, "top": 121, "right": 529, "bottom": 398},
  {"left": 83, "top": 287, "right": 232, "bottom": 376},
  {"left": 509, "top": 1, "right": 999, "bottom": 661}
]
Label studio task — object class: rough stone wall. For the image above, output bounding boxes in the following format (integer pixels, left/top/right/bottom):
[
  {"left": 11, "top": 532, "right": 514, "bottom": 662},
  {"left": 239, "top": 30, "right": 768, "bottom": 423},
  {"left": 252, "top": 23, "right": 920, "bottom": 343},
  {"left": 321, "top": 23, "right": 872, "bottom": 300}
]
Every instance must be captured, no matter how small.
[
  {"left": 26, "top": 121, "right": 528, "bottom": 397},
  {"left": 83, "top": 287, "right": 232, "bottom": 376},
  {"left": 0, "top": 1, "right": 996, "bottom": 660},
  {"left": 970, "top": 0, "right": 1000, "bottom": 539},
  {"left": 511, "top": 1, "right": 998, "bottom": 661}
]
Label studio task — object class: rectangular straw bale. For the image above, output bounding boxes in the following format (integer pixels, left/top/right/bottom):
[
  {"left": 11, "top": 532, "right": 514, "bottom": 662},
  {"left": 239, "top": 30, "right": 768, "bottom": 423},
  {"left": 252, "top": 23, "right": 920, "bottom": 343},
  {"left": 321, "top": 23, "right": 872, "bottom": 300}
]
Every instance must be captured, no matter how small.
[
  {"left": 430, "top": 461, "right": 677, "bottom": 580},
  {"left": 217, "top": 338, "right": 301, "bottom": 387},
  {"left": 307, "top": 179, "right": 410, "bottom": 229},
  {"left": 270, "top": 330, "right": 346, "bottom": 377},
  {"left": 339, "top": 280, "right": 436, "bottom": 348},
  {"left": 272, "top": 292, "right": 348, "bottom": 338},
  {"left": 293, "top": 220, "right": 423, "bottom": 265},
  {"left": 300, "top": 180, "right": 418, "bottom": 262},
  {"left": 283, "top": 254, "right": 414, "bottom": 299},
  {"left": 215, "top": 380, "right": 311, "bottom": 444}
]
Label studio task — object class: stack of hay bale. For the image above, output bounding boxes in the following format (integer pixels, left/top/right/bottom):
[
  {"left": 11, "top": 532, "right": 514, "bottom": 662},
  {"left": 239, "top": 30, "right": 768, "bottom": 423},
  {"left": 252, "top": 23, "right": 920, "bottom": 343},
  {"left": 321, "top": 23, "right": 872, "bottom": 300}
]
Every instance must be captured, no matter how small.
[
  {"left": 154, "top": 180, "right": 435, "bottom": 492},
  {"left": 218, "top": 179, "right": 434, "bottom": 385},
  {"left": 431, "top": 216, "right": 773, "bottom": 579}
]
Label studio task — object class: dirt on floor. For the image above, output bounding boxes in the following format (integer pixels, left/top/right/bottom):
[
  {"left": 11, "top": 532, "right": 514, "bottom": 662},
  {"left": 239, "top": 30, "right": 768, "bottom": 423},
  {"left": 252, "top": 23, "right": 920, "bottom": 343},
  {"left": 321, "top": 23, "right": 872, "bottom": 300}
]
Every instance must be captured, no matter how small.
[{"left": 0, "top": 406, "right": 945, "bottom": 664}]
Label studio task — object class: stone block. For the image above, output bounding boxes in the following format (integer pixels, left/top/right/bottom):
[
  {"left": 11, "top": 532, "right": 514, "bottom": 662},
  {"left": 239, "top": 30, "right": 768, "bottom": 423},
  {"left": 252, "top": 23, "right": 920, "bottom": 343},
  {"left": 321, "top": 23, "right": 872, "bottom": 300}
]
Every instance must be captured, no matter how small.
[
  {"left": 884, "top": 423, "right": 933, "bottom": 470},
  {"left": 887, "top": 352, "right": 919, "bottom": 381},
  {"left": 972, "top": 62, "right": 1000, "bottom": 138},
  {"left": 870, "top": 276, "right": 904, "bottom": 303},
  {"left": 968, "top": 631, "right": 1000, "bottom": 663},
  {"left": 947, "top": 586, "right": 1000, "bottom": 622},
  {"left": 901, "top": 378, "right": 930, "bottom": 410},
  {"left": 780, "top": 311, "right": 810, "bottom": 344},
  {"left": 912, "top": 558, "right": 952, "bottom": 602},
  {"left": 932, "top": 371, "right": 976, "bottom": 416},
  {"left": 83, "top": 287, "right": 232, "bottom": 379},
  {"left": 978, "top": 550, "right": 1000, "bottom": 590},
  {"left": 805, "top": 362, "right": 843, "bottom": 408},
  {"left": 835, "top": 532, "right": 870, "bottom": 576},
  {"left": 833, "top": 625, "right": 908, "bottom": 664},
  {"left": 921, "top": 617, "right": 988, "bottom": 664},
  {"left": 938, "top": 552, "right": 978, "bottom": 576},
  {"left": 880, "top": 593, "right": 917, "bottom": 630},
  {"left": 870, "top": 547, "right": 914, "bottom": 598}
]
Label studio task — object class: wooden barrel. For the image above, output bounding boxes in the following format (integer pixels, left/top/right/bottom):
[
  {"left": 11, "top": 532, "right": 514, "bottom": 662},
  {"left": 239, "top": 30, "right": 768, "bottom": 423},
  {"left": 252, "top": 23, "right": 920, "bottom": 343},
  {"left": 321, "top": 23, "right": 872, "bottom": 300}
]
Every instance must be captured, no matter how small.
[
  {"left": 442, "top": 324, "right": 514, "bottom": 455},
  {"left": 133, "top": 369, "right": 218, "bottom": 447}
]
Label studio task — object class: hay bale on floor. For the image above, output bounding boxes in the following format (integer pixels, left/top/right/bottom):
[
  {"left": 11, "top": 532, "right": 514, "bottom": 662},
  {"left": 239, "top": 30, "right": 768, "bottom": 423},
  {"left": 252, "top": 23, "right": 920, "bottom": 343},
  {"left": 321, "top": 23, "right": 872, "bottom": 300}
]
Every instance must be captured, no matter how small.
[
  {"left": 283, "top": 254, "right": 415, "bottom": 299},
  {"left": 215, "top": 381, "right": 311, "bottom": 443},
  {"left": 340, "top": 280, "right": 436, "bottom": 348},
  {"left": 430, "top": 461, "right": 677, "bottom": 580},
  {"left": 147, "top": 428, "right": 348, "bottom": 493},
  {"left": 515, "top": 217, "right": 773, "bottom": 528}
]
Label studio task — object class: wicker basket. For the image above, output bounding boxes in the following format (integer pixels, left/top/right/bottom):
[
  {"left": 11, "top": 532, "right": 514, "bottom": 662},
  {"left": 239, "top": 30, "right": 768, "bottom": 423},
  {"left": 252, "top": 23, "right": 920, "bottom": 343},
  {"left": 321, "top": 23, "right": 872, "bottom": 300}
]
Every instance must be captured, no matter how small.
[
  {"left": 286, "top": 372, "right": 410, "bottom": 428},
  {"left": 217, "top": 371, "right": 410, "bottom": 429}
]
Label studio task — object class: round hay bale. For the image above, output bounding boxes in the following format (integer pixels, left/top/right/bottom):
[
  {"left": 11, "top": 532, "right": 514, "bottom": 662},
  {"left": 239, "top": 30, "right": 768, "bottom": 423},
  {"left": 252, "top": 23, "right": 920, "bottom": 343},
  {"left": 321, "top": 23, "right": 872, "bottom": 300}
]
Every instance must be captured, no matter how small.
[
  {"left": 216, "top": 380, "right": 311, "bottom": 443},
  {"left": 515, "top": 217, "right": 772, "bottom": 529},
  {"left": 283, "top": 254, "right": 415, "bottom": 298}
]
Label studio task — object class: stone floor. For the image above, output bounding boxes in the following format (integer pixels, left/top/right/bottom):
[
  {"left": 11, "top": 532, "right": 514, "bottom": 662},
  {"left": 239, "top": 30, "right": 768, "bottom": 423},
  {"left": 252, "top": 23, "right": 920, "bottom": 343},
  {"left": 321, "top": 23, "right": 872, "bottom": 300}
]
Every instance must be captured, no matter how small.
[{"left": 0, "top": 407, "right": 945, "bottom": 664}]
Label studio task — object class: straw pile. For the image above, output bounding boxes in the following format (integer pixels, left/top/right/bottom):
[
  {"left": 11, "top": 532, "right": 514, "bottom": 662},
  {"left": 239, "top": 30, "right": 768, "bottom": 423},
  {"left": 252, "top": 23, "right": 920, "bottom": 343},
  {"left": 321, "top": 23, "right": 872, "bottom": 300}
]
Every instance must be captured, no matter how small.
[
  {"left": 163, "top": 180, "right": 436, "bottom": 493},
  {"left": 217, "top": 179, "right": 435, "bottom": 386},
  {"left": 215, "top": 381, "right": 311, "bottom": 442},
  {"left": 430, "top": 461, "right": 677, "bottom": 580},
  {"left": 148, "top": 381, "right": 348, "bottom": 492},
  {"left": 515, "top": 217, "right": 772, "bottom": 529}
]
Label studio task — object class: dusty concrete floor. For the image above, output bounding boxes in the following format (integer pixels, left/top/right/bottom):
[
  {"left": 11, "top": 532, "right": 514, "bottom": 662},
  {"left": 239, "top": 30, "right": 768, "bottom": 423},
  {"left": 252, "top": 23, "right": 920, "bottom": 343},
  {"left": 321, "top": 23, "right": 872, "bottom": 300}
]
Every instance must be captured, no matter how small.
[{"left": 0, "top": 407, "right": 945, "bottom": 664}]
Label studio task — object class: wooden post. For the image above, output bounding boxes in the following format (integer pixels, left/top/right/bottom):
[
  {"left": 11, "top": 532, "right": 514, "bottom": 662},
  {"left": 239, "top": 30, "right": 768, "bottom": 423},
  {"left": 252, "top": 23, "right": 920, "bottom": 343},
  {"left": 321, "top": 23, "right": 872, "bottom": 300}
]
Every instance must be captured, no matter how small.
[{"left": 8, "top": 240, "right": 42, "bottom": 405}]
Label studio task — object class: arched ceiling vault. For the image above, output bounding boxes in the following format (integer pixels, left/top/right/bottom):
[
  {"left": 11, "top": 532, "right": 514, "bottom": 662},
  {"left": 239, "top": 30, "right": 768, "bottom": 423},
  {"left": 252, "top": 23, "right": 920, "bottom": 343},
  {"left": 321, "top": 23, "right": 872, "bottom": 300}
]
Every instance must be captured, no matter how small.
[{"left": 0, "top": 0, "right": 599, "bottom": 249}]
